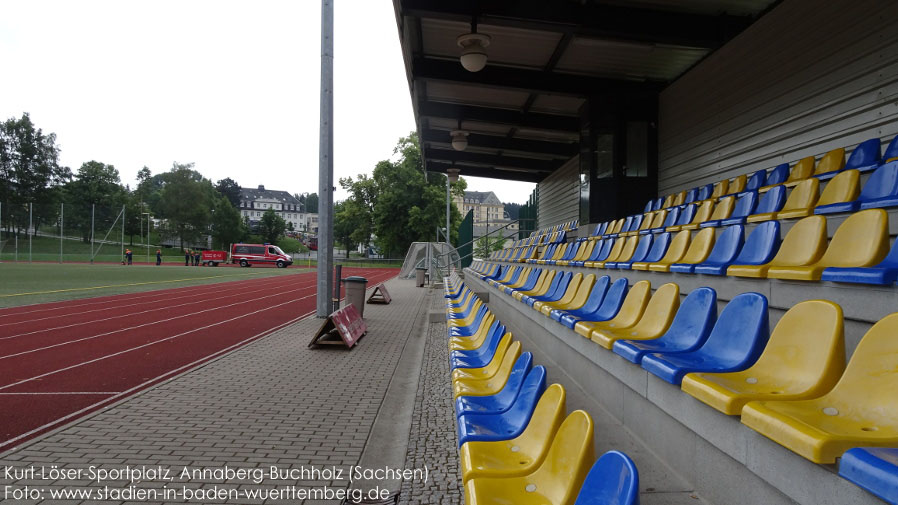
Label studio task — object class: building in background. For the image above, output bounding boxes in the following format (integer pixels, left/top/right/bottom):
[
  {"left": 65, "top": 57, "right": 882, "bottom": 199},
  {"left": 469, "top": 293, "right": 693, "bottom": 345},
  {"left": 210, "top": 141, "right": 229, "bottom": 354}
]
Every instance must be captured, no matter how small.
[
  {"left": 239, "top": 185, "right": 318, "bottom": 234},
  {"left": 453, "top": 191, "right": 518, "bottom": 241}
]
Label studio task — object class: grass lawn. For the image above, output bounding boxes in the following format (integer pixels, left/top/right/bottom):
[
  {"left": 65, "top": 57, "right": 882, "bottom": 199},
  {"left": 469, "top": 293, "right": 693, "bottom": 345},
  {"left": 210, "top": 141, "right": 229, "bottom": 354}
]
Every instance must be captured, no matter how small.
[
  {"left": 0, "top": 262, "right": 309, "bottom": 309},
  {"left": 0, "top": 234, "right": 173, "bottom": 263}
]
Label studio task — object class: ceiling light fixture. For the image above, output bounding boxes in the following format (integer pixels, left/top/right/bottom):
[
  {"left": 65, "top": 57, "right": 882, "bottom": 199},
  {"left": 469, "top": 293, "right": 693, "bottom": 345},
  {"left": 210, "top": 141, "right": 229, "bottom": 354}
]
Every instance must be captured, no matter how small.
[
  {"left": 450, "top": 130, "right": 469, "bottom": 151},
  {"left": 457, "top": 32, "right": 490, "bottom": 72}
]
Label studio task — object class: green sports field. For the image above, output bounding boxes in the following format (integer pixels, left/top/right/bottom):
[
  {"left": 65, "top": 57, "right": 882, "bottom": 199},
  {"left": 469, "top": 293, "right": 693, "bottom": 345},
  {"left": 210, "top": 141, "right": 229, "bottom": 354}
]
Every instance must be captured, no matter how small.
[{"left": 0, "top": 263, "right": 307, "bottom": 309}]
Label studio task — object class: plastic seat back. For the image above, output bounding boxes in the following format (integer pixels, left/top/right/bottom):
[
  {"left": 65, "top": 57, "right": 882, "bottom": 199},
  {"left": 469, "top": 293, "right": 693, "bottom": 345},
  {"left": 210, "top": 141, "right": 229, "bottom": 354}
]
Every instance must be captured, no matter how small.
[
  {"left": 839, "top": 447, "right": 898, "bottom": 504},
  {"left": 816, "top": 169, "right": 859, "bottom": 207},
  {"left": 591, "top": 278, "right": 630, "bottom": 321},
  {"left": 697, "top": 184, "right": 713, "bottom": 201},
  {"left": 782, "top": 178, "right": 820, "bottom": 212},
  {"left": 658, "top": 207, "right": 679, "bottom": 229},
  {"left": 457, "top": 374, "right": 556, "bottom": 447},
  {"left": 594, "top": 238, "right": 615, "bottom": 261},
  {"left": 627, "top": 282, "right": 680, "bottom": 337},
  {"left": 612, "top": 287, "right": 718, "bottom": 363},
  {"left": 788, "top": 156, "right": 815, "bottom": 182},
  {"left": 707, "top": 196, "right": 735, "bottom": 222},
  {"left": 655, "top": 230, "right": 691, "bottom": 264},
  {"left": 710, "top": 180, "right": 729, "bottom": 199},
  {"left": 619, "top": 216, "right": 634, "bottom": 234},
  {"left": 732, "top": 221, "right": 780, "bottom": 265},
  {"left": 885, "top": 135, "right": 898, "bottom": 163},
  {"left": 766, "top": 163, "right": 789, "bottom": 186},
  {"left": 626, "top": 235, "right": 654, "bottom": 264},
  {"left": 670, "top": 204, "right": 696, "bottom": 228},
  {"left": 858, "top": 161, "right": 898, "bottom": 204},
  {"left": 767, "top": 215, "right": 827, "bottom": 267},
  {"left": 645, "top": 210, "right": 666, "bottom": 231},
  {"left": 559, "top": 276, "right": 610, "bottom": 319},
  {"left": 672, "top": 191, "right": 686, "bottom": 207},
  {"left": 652, "top": 197, "right": 664, "bottom": 211},
  {"left": 732, "top": 191, "right": 758, "bottom": 218},
  {"left": 642, "top": 232, "right": 671, "bottom": 263},
  {"left": 678, "top": 227, "right": 716, "bottom": 265},
  {"left": 525, "top": 410, "right": 595, "bottom": 505},
  {"left": 746, "top": 169, "right": 767, "bottom": 191},
  {"left": 816, "top": 209, "right": 890, "bottom": 268},
  {"left": 729, "top": 174, "right": 747, "bottom": 194},
  {"left": 845, "top": 138, "right": 882, "bottom": 170},
  {"left": 754, "top": 184, "right": 786, "bottom": 214},
  {"left": 643, "top": 200, "right": 653, "bottom": 213},
  {"left": 611, "top": 236, "right": 640, "bottom": 264},
  {"left": 696, "top": 293, "right": 769, "bottom": 365},
  {"left": 455, "top": 353, "right": 539, "bottom": 417},
  {"left": 684, "top": 188, "right": 698, "bottom": 204},
  {"left": 814, "top": 148, "right": 846, "bottom": 177},
  {"left": 689, "top": 200, "right": 714, "bottom": 225},
  {"left": 661, "top": 195, "right": 674, "bottom": 209},
  {"left": 702, "top": 225, "right": 745, "bottom": 265},
  {"left": 574, "top": 451, "right": 640, "bottom": 505}
]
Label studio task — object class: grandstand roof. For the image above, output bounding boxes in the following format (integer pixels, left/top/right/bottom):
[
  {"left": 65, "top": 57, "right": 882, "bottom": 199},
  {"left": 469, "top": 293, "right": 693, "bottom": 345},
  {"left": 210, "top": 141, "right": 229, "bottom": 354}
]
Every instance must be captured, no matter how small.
[{"left": 394, "top": 0, "right": 777, "bottom": 184}]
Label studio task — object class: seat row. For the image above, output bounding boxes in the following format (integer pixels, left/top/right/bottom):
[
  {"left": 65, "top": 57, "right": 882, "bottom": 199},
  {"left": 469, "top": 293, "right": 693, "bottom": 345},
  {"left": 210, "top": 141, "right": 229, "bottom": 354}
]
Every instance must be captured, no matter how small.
[
  {"left": 492, "top": 209, "right": 898, "bottom": 284},
  {"left": 466, "top": 262, "right": 898, "bottom": 503},
  {"left": 444, "top": 276, "right": 639, "bottom": 505},
  {"left": 595, "top": 161, "right": 898, "bottom": 241},
  {"left": 643, "top": 134, "right": 898, "bottom": 213}
]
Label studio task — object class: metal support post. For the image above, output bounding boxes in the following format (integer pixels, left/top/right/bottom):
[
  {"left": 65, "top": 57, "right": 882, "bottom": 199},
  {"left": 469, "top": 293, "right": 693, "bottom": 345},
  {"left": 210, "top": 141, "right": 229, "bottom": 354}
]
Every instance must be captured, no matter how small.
[{"left": 316, "top": 0, "right": 335, "bottom": 317}]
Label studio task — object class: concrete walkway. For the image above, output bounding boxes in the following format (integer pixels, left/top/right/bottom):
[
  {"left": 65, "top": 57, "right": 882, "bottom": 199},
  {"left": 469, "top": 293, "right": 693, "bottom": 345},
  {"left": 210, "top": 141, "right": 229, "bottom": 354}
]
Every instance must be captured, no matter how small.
[{"left": 0, "top": 277, "right": 438, "bottom": 505}]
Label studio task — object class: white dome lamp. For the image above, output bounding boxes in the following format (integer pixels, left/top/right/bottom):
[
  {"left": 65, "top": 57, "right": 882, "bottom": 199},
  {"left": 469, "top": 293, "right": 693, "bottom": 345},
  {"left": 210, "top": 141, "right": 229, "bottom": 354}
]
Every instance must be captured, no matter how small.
[
  {"left": 450, "top": 130, "right": 469, "bottom": 151},
  {"left": 457, "top": 32, "right": 491, "bottom": 72}
]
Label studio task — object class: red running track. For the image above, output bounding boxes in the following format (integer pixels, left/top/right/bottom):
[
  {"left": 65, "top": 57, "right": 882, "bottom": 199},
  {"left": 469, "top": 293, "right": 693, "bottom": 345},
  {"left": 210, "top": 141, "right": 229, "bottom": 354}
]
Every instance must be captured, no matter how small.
[{"left": 0, "top": 268, "right": 398, "bottom": 452}]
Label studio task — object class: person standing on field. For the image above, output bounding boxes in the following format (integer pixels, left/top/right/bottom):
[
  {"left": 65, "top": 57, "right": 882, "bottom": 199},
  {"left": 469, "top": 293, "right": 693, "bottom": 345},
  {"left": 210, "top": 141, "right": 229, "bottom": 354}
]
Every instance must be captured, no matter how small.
[
  {"left": 156, "top": 249, "right": 162, "bottom": 266},
  {"left": 185, "top": 249, "right": 191, "bottom": 266},
  {"left": 126, "top": 249, "right": 133, "bottom": 265},
  {"left": 194, "top": 250, "right": 201, "bottom": 266}
]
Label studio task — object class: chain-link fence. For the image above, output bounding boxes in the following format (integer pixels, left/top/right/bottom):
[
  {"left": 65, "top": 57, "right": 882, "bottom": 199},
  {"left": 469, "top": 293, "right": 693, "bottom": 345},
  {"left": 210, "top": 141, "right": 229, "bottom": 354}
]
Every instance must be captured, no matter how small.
[{"left": 0, "top": 202, "right": 166, "bottom": 264}]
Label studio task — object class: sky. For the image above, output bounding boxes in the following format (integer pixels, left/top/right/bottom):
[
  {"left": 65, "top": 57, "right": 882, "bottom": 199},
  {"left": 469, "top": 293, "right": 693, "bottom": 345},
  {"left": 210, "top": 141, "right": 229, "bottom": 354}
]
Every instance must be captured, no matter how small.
[{"left": 0, "top": 0, "right": 536, "bottom": 205}]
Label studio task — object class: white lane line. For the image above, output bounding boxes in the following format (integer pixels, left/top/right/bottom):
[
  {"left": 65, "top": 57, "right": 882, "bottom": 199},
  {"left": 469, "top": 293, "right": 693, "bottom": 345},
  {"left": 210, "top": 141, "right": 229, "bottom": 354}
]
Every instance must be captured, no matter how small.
[
  {"left": 0, "top": 284, "right": 315, "bottom": 360},
  {"left": 0, "top": 309, "right": 314, "bottom": 451}
]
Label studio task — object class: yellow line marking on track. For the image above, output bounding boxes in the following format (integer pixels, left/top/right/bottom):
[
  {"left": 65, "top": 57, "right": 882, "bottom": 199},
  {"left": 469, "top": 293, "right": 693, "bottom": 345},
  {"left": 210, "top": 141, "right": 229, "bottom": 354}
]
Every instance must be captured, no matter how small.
[{"left": 0, "top": 271, "right": 301, "bottom": 298}]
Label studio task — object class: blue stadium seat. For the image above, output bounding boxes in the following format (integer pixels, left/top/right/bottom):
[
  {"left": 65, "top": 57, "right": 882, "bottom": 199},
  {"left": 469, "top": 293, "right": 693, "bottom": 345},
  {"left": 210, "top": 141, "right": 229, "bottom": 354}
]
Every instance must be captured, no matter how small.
[
  {"left": 559, "top": 278, "right": 628, "bottom": 329},
  {"left": 765, "top": 163, "right": 790, "bottom": 187},
  {"left": 884, "top": 135, "right": 898, "bottom": 163},
  {"left": 624, "top": 232, "right": 671, "bottom": 271},
  {"left": 456, "top": 372, "right": 551, "bottom": 447},
  {"left": 616, "top": 234, "right": 654, "bottom": 269},
  {"left": 550, "top": 276, "right": 610, "bottom": 322},
  {"left": 845, "top": 138, "right": 883, "bottom": 173},
  {"left": 744, "top": 169, "right": 767, "bottom": 192},
  {"left": 609, "top": 216, "right": 634, "bottom": 238},
  {"left": 572, "top": 239, "right": 605, "bottom": 267},
  {"left": 450, "top": 325, "right": 508, "bottom": 370},
  {"left": 717, "top": 191, "right": 758, "bottom": 226},
  {"left": 573, "top": 451, "right": 640, "bottom": 505},
  {"left": 640, "top": 293, "right": 769, "bottom": 385},
  {"left": 858, "top": 161, "right": 898, "bottom": 210},
  {"left": 448, "top": 307, "right": 490, "bottom": 337},
  {"left": 643, "top": 200, "right": 654, "bottom": 213},
  {"left": 697, "top": 184, "right": 713, "bottom": 201},
  {"left": 591, "top": 222, "right": 608, "bottom": 238},
  {"left": 613, "top": 287, "right": 717, "bottom": 364},
  {"left": 692, "top": 225, "right": 745, "bottom": 275},
  {"left": 839, "top": 447, "right": 898, "bottom": 504},
  {"left": 821, "top": 238, "right": 898, "bottom": 285},
  {"left": 684, "top": 188, "right": 698, "bottom": 205},
  {"left": 652, "top": 197, "right": 663, "bottom": 211},
  {"left": 750, "top": 184, "right": 786, "bottom": 217},
  {"left": 666, "top": 204, "right": 696, "bottom": 231},
  {"left": 456, "top": 365, "right": 547, "bottom": 418},
  {"left": 506, "top": 269, "right": 543, "bottom": 296}
]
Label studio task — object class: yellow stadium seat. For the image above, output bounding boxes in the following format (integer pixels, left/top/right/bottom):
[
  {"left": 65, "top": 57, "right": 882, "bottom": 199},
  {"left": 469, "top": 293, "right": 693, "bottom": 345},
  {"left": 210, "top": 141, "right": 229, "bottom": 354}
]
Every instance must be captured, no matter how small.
[
  {"left": 453, "top": 341, "right": 522, "bottom": 398},
  {"left": 781, "top": 156, "right": 816, "bottom": 188},
  {"left": 631, "top": 229, "right": 690, "bottom": 271},
  {"left": 623, "top": 213, "right": 654, "bottom": 237},
  {"left": 647, "top": 230, "right": 695, "bottom": 272},
  {"left": 537, "top": 243, "right": 568, "bottom": 265},
  {"left": 681, "top": 300, "right": 845, "bottom": 415},
  {"left": 815, "top": 169, "right": 860, "bottom": 208},
  {"left": 460, "top": 384, "right": 566, "bottom": 482},
  {"left": 729, "top": 174, "right": 747, "bottom": 194},
  {"left": 448, "top": 315, "right": 497, "bottom": 351},
  {"left": 574, "top": 280, "right": 651, "bottom": 338},
  {"left": 607, "top": 219, "right": 625, "bottom": 236},
  {"left": 671, "top": 227, "right": 716, "bottom": 267},
  {"left": 672, "top": 191, "right": 686, "bottom": 207},
  {"left": 741, "top": 313, "right": 898, "bottom": 463},
  {"left": 539, "top": 274, "right": 596, "bottom": 316},
  {"left": 767, "top": 209, "right": 889, "bottom": 281},
  {"left": 673, "top": 200, "right": 714, "bottom": 231},
  {"left": 748, "top": 178, "right": 819, "bottom": 222},
  {"left": 512, "top": 270, "right": 556, "bottom": 301},
  {"left": 464, "top": 410, "right": 595, "bottom": 505},
  {"left": 503, "top": 268, "right": 534, "bottom": 292},
  {"left": 661, "top": 194, "right": 675, "bottom": 209},
  {"left": 728, "top": 215, "right": 827, "bottom": 278},
  {"left": 644, "top": 210, "right": 667, "bottom": 232},
  {"left": 557, "top": 241, "right": 594, "bottom": 267},
  {"left": 591, "top": 282, "right": 680, "bottom": 349},
  {"left": 448, "top": 300, "right": 485, "bottom": 328},
  {"left": 813, "top": 148, "right": 846, "bottom": 177},
  {"left": 603, "top": 235, "right": 640, "bottom": 266},
  {"left": 533, "top": 273, "right": 583, "bottom": 313},
  {"left": 710, "top": 180, "right": 729, "bottom": 200},
  {"left": 452, "top": 336, "right": 516, "bottom": 383}
]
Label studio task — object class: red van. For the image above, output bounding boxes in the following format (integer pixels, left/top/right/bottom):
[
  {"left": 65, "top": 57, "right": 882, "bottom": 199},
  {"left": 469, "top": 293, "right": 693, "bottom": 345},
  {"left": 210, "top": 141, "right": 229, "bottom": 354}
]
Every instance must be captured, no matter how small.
[{"left": 230, "top": 243, "right": 293, "bottom": 268}]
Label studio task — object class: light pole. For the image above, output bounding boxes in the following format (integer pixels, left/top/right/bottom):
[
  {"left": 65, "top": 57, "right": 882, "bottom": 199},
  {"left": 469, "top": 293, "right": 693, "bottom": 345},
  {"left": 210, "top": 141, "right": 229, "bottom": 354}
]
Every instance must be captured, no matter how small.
[{"left": 142, "top": 212, "right": 150, "bottom": 264}]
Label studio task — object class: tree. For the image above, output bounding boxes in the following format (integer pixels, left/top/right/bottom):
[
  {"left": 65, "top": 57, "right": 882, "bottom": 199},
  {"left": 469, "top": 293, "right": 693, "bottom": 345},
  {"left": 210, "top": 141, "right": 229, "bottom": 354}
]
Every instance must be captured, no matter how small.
[
  {"left": 504, "top": 202, "right": 522, "bottom": 221},
  {"left": 64, "top": 161, "right": 126, "bottom": 242},
  {"left": 0, "top": 113, "right": 69, "bottom": 236},
  {"left": 333, "top": 200, "right": 356, "bottom": 258},
  {"left": 215, "top": 177, "right": 242, "bottom": 208},
  {"left": 304, "top": 193, "right": 318, "bottom": 213},
  {"left": 258, "top": 208, "right": 286, "bottom": 244},
  {"left": 338, "top": 174, "right": 377, "bottom": 251},
  {"left": 211, "top": 194, "right": 246, "bottom": 249},
  {"left": 474, "top": 235, "right": 506, "bottom": 258},
  {"left": 157, "top": 162, "right": 213, "bottom": 249}
]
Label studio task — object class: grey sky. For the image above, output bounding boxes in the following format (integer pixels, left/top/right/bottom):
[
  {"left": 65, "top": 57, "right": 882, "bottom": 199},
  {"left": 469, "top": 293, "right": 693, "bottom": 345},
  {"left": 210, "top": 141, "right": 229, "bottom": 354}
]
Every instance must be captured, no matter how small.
[{"left": 0, "top": 0, "right": 535, "bottom": 204}]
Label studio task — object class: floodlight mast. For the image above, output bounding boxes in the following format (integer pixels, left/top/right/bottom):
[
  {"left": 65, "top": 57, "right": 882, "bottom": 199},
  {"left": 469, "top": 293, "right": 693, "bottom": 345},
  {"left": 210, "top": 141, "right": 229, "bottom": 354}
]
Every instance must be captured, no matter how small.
[{"left": 316, "top": 0, "right": 335, "bottom": 318}]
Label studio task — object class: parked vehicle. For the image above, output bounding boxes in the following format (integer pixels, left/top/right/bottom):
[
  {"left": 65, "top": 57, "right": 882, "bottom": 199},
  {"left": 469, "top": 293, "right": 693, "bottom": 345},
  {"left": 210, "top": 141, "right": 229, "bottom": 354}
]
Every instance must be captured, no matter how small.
[
  {"left": 201, "top": 250, "right": 228, "bottom": 266},
  {"left": 230, "top": 243, "right": 293, "bottom": 268}
]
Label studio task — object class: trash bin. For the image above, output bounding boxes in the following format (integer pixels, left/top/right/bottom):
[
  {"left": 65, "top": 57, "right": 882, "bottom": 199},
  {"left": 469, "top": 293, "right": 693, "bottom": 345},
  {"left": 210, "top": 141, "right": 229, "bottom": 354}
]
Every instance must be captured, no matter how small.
[
  {"left": 342, "top": 276, "right": 369, "bottom": 318},
  {"left": 415, "top": 267, "right": 427, "bottom": 287}
]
